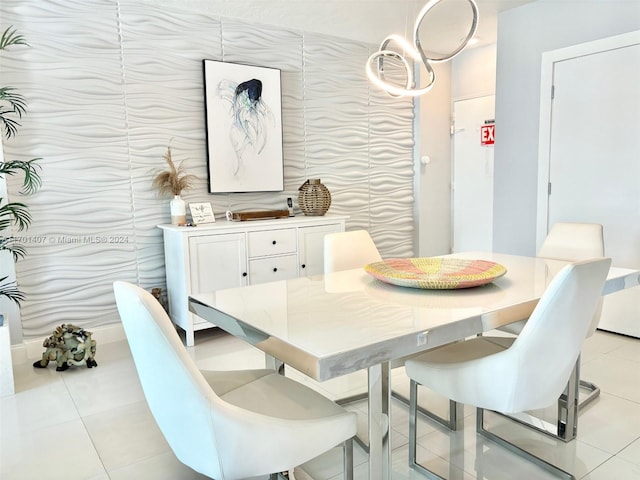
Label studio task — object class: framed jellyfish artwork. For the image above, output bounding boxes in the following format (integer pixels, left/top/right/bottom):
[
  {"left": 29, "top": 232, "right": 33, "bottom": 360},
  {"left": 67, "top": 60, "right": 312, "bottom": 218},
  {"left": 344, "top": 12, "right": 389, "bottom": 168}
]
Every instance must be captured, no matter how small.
[{"left": 203, "top": 59, "right": 284, "bottom": 193}]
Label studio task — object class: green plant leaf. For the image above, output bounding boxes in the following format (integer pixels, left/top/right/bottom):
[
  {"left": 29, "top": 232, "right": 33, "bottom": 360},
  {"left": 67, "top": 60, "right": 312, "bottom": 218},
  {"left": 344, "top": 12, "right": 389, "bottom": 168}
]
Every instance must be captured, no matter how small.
[
  {"left": 0, "top": 87, "right": 27, "bottom": 115},
  {"left": 0, "top": 275, "right": 25, "bottom": 305},
  {"left": 0, "top": 158, "right": 42, "bottom": 194},
  {"left": 0, "top": 236, "right": 27, "bottom": 261},
  {"left": 0, "top": 26, "right": 29, "bottom": 50},
  {"left": 0, "top": 25, "right": 36, "bottom": 306},
  {"left": 0, "top": 200, "right": 32, "bottom": 231}
]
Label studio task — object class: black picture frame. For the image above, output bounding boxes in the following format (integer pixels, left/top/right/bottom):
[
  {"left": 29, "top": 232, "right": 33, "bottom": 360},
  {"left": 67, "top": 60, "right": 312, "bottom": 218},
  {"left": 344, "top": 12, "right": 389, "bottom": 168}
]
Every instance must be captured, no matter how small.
[{"left": 203, "top": 59, "right": 284, "bottom": 193}]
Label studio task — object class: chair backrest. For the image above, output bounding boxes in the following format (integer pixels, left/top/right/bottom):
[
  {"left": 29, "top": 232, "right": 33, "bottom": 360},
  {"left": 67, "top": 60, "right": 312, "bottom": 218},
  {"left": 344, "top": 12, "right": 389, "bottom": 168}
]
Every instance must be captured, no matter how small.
[
  {"left": 113, "top": 281, "right": 225, "bottom": 479},
  {"left": 507, "top": 257, "right": 611, "bottom": 412},
  {"left": 539, "top": 222, "right": 605, "bottom": 335},
  {"left": 323, "top": 230, "right": 382, "bottom": 273},
  {"left": 539, "top": 222, "right": 604, "bottom": 260}
]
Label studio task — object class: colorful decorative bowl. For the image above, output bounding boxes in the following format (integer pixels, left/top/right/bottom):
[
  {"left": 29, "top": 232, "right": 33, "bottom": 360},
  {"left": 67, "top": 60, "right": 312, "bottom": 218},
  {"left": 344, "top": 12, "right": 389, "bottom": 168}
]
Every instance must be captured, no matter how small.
[{"left": 364, "top": 257, "right": 507, "bottom": 290}]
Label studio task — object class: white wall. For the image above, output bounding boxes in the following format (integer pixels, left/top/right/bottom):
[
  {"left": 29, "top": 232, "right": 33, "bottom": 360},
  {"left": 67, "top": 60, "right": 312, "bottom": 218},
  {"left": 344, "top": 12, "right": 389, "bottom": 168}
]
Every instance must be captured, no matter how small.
[
  {"left": 0, "top": 0, "right": 415, "bottom": 342},
  {"left": 416, "top": 62, "right": 452, "bottom": 256},
  {"left": 493, "top": 1, "right": 640, "bottom": 255},
  {"left": 452, "top": 44, "right": 497, "bottom": 100},
  {"left": 162, "top": 0, "right": 421, "bottom": 46}
]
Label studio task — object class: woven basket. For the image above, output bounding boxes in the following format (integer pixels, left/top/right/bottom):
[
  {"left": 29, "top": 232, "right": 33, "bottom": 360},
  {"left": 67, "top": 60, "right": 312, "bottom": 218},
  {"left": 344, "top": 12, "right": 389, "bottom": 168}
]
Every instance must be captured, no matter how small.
[
  {"left": 364, "top": 257, "right": 507, "bottom": 289},
  {"left": 298, "top": 179, "right": 331, "bottom": 216}
]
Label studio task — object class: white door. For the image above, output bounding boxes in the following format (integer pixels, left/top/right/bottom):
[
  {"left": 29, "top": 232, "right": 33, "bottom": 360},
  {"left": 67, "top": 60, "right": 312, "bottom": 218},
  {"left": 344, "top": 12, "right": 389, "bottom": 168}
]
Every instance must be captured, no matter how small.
[
  {"left": 539, "top": 32, "right": 640, "bottom": 337},
  {"left": 452, "top": 95, "right": 495, "bottom": 252}
]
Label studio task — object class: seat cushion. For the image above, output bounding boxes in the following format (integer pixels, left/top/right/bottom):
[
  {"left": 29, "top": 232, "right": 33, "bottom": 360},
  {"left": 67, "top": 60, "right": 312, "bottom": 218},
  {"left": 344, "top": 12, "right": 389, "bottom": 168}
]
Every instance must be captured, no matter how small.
[
  {"left": 202, "top": 369, "right": 348, "bottom": 420},
  {"left": 405, "top": 336, "right": 515, "bottom": 394}
]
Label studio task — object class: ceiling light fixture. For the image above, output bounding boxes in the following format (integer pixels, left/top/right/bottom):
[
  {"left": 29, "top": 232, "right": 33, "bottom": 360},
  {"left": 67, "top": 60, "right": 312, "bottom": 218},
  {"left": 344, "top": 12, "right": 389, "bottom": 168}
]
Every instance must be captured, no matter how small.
[{"left": 366, "top": 0, "right": 479, "bottom": 97}]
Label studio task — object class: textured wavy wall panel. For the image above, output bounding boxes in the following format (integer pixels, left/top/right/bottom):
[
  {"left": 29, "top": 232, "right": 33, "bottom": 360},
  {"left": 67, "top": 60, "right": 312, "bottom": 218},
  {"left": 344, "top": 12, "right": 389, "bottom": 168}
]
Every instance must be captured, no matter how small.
[
  {"left": 118, "top": 2, "right": 223, "bottom": 292},
  {"left": 303, "top": 35, "right": 372, "bottom": 232},
  {"left": 368, "top": 51, "right": 415, "bottom": 258},
  {"left": 0, "top": 0, "right": 135, "bottom": 338},
  {"left": 1, "top": 0, "right": 413, "bottom": 341}
]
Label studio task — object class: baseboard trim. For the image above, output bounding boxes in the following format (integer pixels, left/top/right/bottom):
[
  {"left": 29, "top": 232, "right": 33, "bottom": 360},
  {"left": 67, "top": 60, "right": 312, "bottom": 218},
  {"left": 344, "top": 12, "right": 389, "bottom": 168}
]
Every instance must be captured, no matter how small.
[{"left": 11, "top": 322, "right": 126, "bottom": 365}]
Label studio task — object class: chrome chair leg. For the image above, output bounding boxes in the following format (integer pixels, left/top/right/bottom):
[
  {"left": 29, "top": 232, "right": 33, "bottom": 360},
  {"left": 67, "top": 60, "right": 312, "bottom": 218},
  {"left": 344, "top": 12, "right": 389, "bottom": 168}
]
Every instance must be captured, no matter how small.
[
  {"left": 271, "top": 439, "right": 352, "bottom": 480},
  {"left": 493, "top": 357, "right": 582, "bottom": 443},
  {"left": 578, "top": 378, "right": 600, "bottom": 410},
  {"left": 409, "top": 380, "right": 446, "bottom": 480},
  {"left": 344, "top": 438, "right": 354, "bottom": 480},
  {"left": 409, "top": 379, "right": 577, "bottom": 480},
  {"left": 476, "top": 408, "right": 576, "bottom": 480},
  {"left": 394, "top": 389, "right": 462, "bottom": 431}
]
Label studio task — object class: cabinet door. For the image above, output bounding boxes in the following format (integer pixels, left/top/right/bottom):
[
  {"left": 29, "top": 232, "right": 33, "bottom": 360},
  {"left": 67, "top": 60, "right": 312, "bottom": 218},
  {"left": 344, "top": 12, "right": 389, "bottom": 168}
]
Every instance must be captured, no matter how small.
[
  {"left": 189, "top": 233, "right": 247, "bottom": 295},
  {"left": 298, "top": 223, "right": 343, "bottom": 276}
]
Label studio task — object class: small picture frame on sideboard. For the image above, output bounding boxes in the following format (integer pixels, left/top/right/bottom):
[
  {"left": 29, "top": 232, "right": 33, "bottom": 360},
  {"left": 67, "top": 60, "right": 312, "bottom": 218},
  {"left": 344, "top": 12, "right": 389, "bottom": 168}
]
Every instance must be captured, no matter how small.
[{"left": 189, "top": 202, "right": 216, "bottom": 224}]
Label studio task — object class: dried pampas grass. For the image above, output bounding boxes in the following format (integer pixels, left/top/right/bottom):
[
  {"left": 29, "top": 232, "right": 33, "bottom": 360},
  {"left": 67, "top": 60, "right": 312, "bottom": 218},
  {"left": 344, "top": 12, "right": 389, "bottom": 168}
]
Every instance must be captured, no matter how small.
[{"left": 152, "top": 146, "right": 197, "bottom": 196}]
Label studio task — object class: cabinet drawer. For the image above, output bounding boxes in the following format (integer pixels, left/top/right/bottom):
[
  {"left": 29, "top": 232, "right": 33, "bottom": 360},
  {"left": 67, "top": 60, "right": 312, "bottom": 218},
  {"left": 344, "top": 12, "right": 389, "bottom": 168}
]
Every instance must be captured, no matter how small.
[
  {"left": 247, "top": 228, "right": 296, "bottom": 257},
  {"left": 249, "top": 254, "right": 298, "bottom": 284}
]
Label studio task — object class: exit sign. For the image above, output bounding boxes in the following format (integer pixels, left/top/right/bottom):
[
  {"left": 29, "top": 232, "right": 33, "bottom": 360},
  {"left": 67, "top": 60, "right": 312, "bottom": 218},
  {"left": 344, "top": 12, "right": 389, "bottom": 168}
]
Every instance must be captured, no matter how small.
[{"left": 481, "top": 124, "right": 495, "bottom": 145}]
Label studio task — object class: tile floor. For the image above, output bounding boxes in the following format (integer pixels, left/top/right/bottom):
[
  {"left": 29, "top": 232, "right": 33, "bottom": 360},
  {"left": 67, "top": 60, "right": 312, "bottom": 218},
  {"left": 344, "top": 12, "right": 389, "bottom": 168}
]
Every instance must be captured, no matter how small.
[{"left": 2, "top": 327, "right": 640, "bottom": 480}]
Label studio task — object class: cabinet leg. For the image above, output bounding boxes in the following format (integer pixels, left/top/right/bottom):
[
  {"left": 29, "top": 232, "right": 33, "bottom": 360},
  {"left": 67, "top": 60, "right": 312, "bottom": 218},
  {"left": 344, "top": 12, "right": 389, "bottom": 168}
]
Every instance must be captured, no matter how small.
[
  {"left": 265, "top": 354, "right": 285, "bottom": 375},
  {"left": 186, "top": 329, "right": 195, "bottom": 347}
]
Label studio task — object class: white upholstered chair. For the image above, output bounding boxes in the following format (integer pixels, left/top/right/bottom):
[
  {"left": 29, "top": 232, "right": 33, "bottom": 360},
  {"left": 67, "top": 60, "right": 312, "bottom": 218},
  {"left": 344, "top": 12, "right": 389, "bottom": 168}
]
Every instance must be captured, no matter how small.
[
  {"left": 113, "top": 281, "right": 356, "bottom": 480},
  {"left": 405, "top": 257, "right": 611, "bottom": 480},
  {"left": 501, "top": 222, "right": 605, "bottom": 335},
  {"left": 428, "top": 222, "right": 606, "bottom": 434},
  {"left": 323, "top": 229, "right": 382, "bottom": 274},
  {"left": 500, "top": 222, "right": 605, "bottom": 410}
]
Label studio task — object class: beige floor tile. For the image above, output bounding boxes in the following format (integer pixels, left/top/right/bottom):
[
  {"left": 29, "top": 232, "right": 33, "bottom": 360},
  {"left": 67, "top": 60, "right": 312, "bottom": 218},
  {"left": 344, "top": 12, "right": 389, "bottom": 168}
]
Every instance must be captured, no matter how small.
[
  {"left": 577, "top": 392, "right": 640, "bottom": 454},
  {"left": 581, "top": 354, "right": 640, "bottom": 404},
  {"left": 82, "top": 400, "right": 171, "bottom": 471},
  {"left": 617, "top": 437, "right": 640, "bottom": 466},
  {"left": 62, "top": 349, "right": 145, "bottom": 417},
  {"left": 0, "top": 376, "right": 79, "bottom": 435},
  {"left": 0, "top": 418, "right": 108, "bottom": 480},
  {"left": 108, "top": 451, "right": 211, "bottom": 480},
  {"left": 582, "top": 456, "right": 640, "bottom": 479}
]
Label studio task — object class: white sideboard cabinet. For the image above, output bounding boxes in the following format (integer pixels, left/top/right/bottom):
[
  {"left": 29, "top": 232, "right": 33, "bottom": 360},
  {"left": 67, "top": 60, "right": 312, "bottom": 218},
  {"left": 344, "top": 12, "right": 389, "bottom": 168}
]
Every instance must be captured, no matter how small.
[{"left": 159, "top": 215, "right": 347, "bottom": 346}]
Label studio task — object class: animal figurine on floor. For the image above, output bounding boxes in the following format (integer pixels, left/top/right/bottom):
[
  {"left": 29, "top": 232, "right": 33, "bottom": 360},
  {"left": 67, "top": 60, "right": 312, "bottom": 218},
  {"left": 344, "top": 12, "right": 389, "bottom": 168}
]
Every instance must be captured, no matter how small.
[
  {"left": 151, "top": 287, "right": 168, "bottom": 313},
  {"left": 33, "top": 323, "right": 98, "bottom": 371}
]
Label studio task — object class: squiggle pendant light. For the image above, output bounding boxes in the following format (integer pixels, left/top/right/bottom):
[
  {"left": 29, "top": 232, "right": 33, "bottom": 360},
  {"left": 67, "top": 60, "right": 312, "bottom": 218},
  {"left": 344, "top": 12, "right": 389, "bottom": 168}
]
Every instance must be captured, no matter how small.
[{"left": 366, "top": 0, "right": 479, "bottom": 97}]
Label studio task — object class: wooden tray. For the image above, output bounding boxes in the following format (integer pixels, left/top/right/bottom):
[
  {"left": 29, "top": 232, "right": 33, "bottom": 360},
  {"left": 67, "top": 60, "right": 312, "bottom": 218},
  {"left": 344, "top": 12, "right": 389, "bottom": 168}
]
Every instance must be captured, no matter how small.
[{"left": 230, "top": 209, "right": 290, "bottom": 221}]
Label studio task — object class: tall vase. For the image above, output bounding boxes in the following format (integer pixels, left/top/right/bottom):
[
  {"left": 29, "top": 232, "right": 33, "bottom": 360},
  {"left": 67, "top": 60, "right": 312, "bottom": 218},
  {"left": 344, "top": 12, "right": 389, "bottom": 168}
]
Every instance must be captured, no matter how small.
[
  {"left": 298, "top": 179, "right": 331, "bottom": 216},
  {"left": 170, "top": 194, "right": 186, "bottom": 225}
]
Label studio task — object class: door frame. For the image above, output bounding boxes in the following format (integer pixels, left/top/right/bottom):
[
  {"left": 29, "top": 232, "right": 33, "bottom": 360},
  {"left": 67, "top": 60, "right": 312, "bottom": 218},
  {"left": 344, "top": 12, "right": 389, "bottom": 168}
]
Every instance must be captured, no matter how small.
[{"left": 536, "top": 29, "right": 640, "bottom": 248}]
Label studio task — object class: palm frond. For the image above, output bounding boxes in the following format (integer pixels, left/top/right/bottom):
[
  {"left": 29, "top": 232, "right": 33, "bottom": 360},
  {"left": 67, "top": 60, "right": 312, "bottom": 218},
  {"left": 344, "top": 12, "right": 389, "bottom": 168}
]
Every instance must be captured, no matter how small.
[
  {"left": 0, "top": 26, "right": 29, "bottom": 50},
  {"left": 0, "top": 200, "right": 32, "bottom": 231},
  {"left": 0, "top": 158, "right": 42, "bottom": 194},
  {"left": 0, "top": 87, "right": 27, "bottom": 116},
  {"left": 0, "top": 236, "right": 27, "bottom": 261},
  {"left": 0, "top": 87, "right": 28, "bottom": 139},
  {"left": 0, "top": 108, "right": 22, "bottom": 139},
  {"left": 0, "top": 276, "right": 25, "bottom": 305}
]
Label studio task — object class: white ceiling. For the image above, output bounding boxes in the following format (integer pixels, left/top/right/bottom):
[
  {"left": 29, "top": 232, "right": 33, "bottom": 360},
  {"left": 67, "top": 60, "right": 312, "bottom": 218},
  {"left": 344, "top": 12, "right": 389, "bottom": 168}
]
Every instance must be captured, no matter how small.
[{"left": 182, "top": 0, "right": 536, "bottom": 48}]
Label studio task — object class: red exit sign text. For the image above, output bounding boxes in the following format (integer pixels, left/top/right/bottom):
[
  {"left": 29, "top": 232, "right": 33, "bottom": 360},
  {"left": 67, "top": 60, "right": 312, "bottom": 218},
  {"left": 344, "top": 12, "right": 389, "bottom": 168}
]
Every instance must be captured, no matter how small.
[{"left": 481, "top": 124, "right": 495, "bottom": 145}]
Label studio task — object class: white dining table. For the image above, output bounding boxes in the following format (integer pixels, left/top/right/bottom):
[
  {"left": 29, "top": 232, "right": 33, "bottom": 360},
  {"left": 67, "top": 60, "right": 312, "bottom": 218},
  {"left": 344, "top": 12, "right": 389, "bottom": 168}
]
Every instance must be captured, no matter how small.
[{"left": 189, "top": 251, "right": 640, "bottom": 480}]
